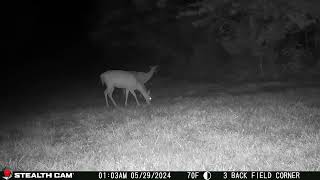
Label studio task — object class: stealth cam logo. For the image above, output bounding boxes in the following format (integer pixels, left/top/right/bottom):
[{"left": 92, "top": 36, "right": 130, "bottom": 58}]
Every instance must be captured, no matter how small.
[{"left": 2, "top": 168, "right": 12, "bottom": 180}]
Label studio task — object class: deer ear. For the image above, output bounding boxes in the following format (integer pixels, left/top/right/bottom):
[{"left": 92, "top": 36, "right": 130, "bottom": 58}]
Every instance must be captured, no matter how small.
[{"left": 152, "top": 65, "right": 159, "bottom": 72}]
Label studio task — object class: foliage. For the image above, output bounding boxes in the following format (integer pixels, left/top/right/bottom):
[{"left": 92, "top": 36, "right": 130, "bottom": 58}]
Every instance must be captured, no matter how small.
[
  {"left": 179, "top": 0, "right": 317, "bottom": 48},
  {"left": 178, "top": 0, "right": 319, "bottom": 79},
  {"left": 280, "top": 47, "right": 305, "bottom": 73},
  {"left": 89, "top": 0, "right": 320, "bottom": 81}
]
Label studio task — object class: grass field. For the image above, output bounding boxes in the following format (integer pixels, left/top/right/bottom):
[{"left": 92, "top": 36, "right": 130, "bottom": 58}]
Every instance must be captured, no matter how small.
[{"left": 1, "top": 79, "right": 320, "bottom": 171}]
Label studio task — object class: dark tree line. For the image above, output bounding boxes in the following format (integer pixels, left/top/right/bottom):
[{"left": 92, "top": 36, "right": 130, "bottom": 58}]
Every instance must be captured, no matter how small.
[{"left": 90, "top": 0, "right": 320, "bottom": 81}]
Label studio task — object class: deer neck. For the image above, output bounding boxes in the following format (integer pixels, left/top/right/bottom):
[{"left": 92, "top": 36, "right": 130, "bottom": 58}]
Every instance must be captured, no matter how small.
[{"left": 143, "top": 69, "right": 156, "bottom": 83}]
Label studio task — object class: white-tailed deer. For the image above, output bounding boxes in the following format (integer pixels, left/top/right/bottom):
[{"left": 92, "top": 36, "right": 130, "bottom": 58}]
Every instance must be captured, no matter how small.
[{"left": 100, "top": 70, "right": 152, "bottom": 107}]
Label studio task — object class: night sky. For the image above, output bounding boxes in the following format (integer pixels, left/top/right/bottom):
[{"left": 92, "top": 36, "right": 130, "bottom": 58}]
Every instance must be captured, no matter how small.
[
  {"left": 5, "top": 1, "right": 102, "bottom": 110},
  {"left": 6, "top": 1, "right": 157, "bottom": 84},
  {"left": 8, "top": 1, "right": 96, "bottom": 73}
]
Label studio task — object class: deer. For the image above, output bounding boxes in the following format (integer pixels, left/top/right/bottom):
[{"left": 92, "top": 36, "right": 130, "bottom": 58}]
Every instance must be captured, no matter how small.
[
  {"left": 100, "top": 70, "right": 152, "bottom": 107},
  {"left": 122, "top": 65, "right": 158, "bottom": 96}
]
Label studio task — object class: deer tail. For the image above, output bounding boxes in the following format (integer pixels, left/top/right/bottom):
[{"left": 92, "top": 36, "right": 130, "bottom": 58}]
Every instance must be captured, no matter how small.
[{"left": 100, "top": 74, "right": 105, "bottom": 86}]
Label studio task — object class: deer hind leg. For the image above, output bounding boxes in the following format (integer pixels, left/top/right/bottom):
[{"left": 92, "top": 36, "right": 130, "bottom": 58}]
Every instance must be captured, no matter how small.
[
  {"left": 125, "top": 89, "right": 129, "bottom": 106},
  {"left": 104, "top": 89, "right": 109, "bottom": 107},
  {"left": 107, "top": 87, "right": 118, "bottom": 107},
  {"left": 123, "top": 89, "right": 126, "bottom": 98},
  {"left": 130, "top": 90, "right": 140, "bottom": 106}
]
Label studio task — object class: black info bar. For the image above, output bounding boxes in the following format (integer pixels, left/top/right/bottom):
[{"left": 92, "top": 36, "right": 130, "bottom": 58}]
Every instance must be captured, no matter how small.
[{"left": 3, "top": 171, "right": 319, "bottom": 180}]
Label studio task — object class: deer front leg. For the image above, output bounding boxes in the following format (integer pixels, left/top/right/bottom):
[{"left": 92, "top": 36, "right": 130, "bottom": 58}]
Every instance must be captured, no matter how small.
[
  {"left": 104, "top": 90, "right": 109, "bottom": 107},
  {"left": 130, "top": 90, "right": 140, "bottom": 106},
  {"left": 125, "top": 89, "right": 129, "bottom": 106}
]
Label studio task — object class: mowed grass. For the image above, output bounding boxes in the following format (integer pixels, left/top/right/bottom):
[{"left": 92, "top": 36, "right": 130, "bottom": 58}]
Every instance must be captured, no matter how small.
[{"left": 1, "top": 81, "right": 320, "bottom": 171}]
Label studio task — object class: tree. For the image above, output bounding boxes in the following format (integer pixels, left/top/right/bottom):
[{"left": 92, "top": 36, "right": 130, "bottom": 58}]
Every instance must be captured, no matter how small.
[{"left": 179, "top": 0, "right": 319, "bottom": 79}]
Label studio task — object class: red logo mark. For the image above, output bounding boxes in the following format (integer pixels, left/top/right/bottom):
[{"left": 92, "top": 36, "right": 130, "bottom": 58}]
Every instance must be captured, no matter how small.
[{"left": 2, "top": 168, "right": 12, "bottom": 180}]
